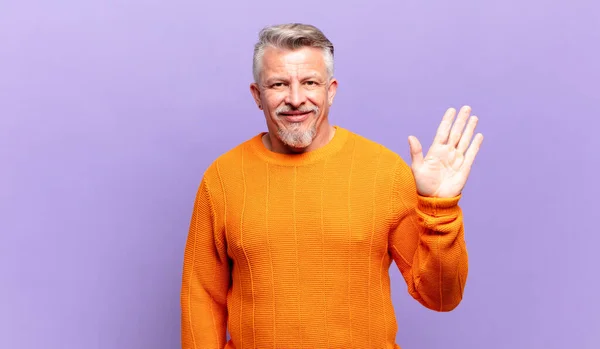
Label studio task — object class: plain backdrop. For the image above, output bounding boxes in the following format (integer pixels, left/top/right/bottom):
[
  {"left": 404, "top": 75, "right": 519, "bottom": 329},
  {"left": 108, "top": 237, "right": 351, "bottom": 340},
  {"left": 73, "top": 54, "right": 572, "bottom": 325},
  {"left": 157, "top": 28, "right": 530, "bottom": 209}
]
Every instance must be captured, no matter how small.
[{"left": 1, "top": 0, "right": 598, "bottom": 348}]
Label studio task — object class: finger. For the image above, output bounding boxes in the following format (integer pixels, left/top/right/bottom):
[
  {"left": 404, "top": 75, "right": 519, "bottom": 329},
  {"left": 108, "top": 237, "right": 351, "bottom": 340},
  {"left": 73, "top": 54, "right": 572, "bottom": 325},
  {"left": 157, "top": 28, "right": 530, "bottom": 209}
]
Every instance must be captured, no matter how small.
[
  {"left": 408, "top": 135, "right": 424, "bottom": 168},
  {"left": 432, "top": 107, "right": 457, "bottom": 145},
  {"left": 447, "top": 105, "right": 472, "bottom": 147},
  {"left": 463, "top": 133, "right": 484, "bottom": 170},
  {"left": 457, "top": 115, "right": 479, "bottom": 154}
]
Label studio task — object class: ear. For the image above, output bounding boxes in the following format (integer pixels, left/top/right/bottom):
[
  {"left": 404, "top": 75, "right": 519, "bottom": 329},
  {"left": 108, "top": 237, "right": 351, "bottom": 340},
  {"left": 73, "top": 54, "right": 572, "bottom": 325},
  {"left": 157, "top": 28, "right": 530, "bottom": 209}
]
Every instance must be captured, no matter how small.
[
  {"left": 327, "top": 78, "right": 338, "bottom": 106},
  {"left": 249, "top": 83, "right": 263, "bottom": 110}
]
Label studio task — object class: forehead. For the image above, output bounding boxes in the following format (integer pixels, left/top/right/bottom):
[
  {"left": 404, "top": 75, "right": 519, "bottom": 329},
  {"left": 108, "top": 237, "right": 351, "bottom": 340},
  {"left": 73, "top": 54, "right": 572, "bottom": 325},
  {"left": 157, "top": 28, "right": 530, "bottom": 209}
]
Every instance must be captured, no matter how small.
[{"left": 261, "top": 46, "right": 326, "bottom": 76}]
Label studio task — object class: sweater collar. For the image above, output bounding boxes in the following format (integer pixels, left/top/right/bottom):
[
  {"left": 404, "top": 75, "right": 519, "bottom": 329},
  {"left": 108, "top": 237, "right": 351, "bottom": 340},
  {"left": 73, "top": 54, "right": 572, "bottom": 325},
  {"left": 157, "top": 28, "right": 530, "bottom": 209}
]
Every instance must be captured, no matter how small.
[{"left": 247, "top": 125, "right": 350, "bottom": 166}]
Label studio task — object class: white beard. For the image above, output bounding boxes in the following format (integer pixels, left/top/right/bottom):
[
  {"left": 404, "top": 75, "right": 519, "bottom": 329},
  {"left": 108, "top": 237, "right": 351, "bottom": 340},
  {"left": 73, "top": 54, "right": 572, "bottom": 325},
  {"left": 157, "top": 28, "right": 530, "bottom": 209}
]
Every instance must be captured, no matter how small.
[{"left": 277, "top": 121, "right": 317, "bottom": 149}]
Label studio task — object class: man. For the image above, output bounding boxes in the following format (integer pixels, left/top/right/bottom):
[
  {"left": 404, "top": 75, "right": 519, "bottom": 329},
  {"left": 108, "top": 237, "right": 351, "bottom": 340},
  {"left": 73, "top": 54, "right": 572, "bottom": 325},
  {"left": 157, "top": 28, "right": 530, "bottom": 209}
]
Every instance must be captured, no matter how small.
[{"left": 181, "top": 23, "right": 483, "bottom": 349}]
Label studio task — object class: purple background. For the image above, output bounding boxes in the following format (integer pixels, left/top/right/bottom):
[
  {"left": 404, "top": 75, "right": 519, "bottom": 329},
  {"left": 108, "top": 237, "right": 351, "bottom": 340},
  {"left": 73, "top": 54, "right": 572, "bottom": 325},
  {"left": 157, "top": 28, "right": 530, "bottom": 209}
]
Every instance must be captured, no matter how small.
[{"left": 1, "top": 1, "right": 598, "bottom": 348}]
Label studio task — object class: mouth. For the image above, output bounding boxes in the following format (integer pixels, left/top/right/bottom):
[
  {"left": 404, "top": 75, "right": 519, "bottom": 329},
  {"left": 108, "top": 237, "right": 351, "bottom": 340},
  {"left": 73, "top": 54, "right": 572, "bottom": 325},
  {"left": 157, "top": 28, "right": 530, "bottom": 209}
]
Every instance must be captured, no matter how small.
[{"left": 279, "top": 110, "right": 312, "bottom": 123}]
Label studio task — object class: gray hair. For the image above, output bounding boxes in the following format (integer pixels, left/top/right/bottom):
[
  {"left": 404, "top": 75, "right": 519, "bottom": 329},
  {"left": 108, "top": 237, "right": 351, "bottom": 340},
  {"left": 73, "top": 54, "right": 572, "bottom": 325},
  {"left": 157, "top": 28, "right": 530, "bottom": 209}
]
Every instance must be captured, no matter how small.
[{"left": 252, "top": 23, "right": 335, "bottom": 83}]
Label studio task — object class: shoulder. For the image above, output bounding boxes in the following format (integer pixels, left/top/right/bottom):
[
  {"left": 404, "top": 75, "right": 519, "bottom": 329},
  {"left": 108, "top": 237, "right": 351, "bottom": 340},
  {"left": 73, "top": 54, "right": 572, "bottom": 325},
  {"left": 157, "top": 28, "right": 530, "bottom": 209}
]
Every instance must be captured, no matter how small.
[
  {"left": 342, "top": 128, "right": 419, "bottom": 199},
  {"left": 342, "top": 127, "right": 415, "bottom": 184},
  {"left": 343, "top": 127, "right": 407, "bottom": 166},
  {"left": 200, "top": 133, "right": 261, "bottom": 190}
]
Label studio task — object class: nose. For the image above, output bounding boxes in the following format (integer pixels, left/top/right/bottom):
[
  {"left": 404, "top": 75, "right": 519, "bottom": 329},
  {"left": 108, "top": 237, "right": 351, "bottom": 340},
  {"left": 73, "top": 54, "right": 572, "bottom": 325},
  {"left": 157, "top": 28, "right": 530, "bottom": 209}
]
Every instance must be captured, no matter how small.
[{"left": 284, "top": 81, "right": 307, "bottom": 108}]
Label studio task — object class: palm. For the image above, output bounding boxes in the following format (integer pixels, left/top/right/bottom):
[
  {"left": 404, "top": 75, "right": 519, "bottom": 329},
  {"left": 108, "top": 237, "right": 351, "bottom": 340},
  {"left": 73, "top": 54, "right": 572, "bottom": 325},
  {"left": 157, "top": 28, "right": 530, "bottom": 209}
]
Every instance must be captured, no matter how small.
[{"left": 408, "top": 106, "right": 484, "bottom": 198}]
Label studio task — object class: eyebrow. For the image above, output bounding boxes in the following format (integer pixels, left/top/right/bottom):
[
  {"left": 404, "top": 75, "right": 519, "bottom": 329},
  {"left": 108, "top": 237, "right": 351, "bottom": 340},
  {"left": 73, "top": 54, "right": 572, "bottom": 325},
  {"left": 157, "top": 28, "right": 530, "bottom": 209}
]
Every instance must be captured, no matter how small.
[
  {"left": 265, "top": 77, "right": 288, "bottom": 84},
  {"left": 265, "top": 74, "right": 324, "bottom": 85}
]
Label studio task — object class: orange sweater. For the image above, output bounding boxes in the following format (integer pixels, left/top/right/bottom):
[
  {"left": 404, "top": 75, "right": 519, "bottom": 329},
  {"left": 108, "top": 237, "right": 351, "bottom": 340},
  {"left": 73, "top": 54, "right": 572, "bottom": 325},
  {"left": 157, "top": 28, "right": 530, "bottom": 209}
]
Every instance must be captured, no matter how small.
[{"left": 181, "top": 126, "right": 468, "bottom": 349}]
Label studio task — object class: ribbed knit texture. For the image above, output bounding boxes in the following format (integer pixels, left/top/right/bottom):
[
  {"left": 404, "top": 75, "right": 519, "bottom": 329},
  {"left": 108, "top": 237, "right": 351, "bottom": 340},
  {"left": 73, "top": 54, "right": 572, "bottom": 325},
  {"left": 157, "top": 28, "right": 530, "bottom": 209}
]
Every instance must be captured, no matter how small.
[{"left": 181, "top": 126, "right": 468, "bottom": 349}]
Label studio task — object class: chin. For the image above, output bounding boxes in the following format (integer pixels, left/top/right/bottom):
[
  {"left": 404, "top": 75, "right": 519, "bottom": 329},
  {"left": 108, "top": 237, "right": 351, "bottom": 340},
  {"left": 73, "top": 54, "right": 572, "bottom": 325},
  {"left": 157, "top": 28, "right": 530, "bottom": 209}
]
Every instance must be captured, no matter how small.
[{"left": 277, "top": 125, "right": 316, "bottom": 150}]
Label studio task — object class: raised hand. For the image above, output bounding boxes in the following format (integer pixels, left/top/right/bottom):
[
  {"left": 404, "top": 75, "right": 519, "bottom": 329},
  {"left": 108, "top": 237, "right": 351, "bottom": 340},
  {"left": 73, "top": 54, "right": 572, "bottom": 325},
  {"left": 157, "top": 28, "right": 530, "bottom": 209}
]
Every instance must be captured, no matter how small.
[{"left": 407, "top": 106, "right": 484, "bottom": 198}]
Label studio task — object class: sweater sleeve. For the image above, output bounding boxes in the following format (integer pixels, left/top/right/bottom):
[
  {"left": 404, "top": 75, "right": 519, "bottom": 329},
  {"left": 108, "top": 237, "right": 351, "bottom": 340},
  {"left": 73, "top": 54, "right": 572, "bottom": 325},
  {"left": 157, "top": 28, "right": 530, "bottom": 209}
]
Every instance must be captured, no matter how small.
[
  {"left": 388, "top": 157, "right": 469, "bottom": 312},
  {"left": 181, "top": 176, "right": 230, "bottom": 349}
]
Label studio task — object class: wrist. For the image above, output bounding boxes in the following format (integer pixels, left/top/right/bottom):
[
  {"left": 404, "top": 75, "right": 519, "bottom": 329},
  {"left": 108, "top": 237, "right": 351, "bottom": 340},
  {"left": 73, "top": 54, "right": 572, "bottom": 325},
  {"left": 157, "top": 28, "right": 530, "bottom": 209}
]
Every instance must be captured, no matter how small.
[{"left": 417, "top": 194, "right": 461, "bottom": 217}]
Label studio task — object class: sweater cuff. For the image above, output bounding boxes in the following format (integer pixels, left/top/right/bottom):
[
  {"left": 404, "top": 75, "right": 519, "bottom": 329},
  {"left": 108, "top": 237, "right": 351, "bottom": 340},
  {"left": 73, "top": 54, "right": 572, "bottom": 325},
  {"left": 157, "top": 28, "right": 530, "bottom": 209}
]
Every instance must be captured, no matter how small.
[{"left": 417, "top": 194, "right": 461, "bottom": 217}]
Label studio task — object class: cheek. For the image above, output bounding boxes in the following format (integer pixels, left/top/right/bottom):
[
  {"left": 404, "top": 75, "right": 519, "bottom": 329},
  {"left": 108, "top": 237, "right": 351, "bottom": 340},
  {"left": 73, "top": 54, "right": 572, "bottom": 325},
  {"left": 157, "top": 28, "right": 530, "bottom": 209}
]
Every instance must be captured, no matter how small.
[
  {"left": 263, "top": 92, "right": 285, "bottom": 109},
  {"left": 307, "top": 91, "right": 327, "bottom": 108}
]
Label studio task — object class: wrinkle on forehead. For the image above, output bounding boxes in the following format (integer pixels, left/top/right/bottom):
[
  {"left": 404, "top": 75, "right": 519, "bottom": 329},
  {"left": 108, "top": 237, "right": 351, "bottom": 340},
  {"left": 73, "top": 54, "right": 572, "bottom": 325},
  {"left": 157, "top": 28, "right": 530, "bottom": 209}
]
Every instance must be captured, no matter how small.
[{"left": 261, "top": 47, "right": 327, "bottom": 81}]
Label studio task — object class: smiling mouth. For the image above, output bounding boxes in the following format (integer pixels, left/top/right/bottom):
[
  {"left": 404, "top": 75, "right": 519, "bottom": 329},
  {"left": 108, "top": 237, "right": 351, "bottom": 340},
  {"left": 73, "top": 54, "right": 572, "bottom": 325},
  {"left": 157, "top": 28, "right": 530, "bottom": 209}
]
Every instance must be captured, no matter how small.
[
  {"left": 281, "top": 111, "right": 310, "bottom": 115},
  {"left": 279, "top": 111, "right": 312, "bottom": 122}
]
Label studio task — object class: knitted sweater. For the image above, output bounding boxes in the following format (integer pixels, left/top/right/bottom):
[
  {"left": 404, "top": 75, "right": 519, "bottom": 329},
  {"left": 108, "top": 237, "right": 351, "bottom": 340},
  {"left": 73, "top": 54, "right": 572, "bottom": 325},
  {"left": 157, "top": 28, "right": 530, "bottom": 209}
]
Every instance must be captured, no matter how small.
[{"left": 180, "top": 126, "right": 468, "bottom": 349}]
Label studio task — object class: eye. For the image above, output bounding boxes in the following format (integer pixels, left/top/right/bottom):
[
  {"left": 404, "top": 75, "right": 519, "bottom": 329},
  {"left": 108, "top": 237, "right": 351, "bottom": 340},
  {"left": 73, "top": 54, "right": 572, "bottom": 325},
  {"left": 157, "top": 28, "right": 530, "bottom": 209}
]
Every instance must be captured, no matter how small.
[
  {"left": 271, "top": 82, "right": 285, "bottom": 88},
  {"left": 305, "top": 81, "right": 317, "bottom": 86}
]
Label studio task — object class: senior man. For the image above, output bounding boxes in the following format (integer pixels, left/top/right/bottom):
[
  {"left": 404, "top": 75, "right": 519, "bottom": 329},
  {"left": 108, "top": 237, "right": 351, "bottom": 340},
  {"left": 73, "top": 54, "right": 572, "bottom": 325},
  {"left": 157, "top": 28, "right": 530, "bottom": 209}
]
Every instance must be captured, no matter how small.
[{"left": 181, "top": 23, "right": 483, "bottom": 349}]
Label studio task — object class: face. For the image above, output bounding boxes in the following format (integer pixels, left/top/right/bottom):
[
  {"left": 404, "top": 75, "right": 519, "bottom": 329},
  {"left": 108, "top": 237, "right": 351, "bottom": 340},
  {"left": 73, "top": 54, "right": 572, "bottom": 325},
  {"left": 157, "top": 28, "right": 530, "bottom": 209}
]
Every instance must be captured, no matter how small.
[{"left": 250, "top": 46, "right": 338, "bottom": 152}]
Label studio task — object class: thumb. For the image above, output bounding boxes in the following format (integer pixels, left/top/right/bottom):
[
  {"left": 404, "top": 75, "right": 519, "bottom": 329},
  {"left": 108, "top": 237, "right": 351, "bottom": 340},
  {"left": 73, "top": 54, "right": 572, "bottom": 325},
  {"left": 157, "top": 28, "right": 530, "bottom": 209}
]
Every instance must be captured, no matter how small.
[{"left": 408, "top": 135, "right": 424, "bottom": 168}]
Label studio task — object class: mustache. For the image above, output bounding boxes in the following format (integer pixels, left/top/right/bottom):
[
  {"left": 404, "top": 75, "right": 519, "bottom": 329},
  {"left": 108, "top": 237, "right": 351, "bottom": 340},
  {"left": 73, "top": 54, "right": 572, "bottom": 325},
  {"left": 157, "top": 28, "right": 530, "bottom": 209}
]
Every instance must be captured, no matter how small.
[{"left": 275, "top": 105, "right": 319, "bottom": 116}]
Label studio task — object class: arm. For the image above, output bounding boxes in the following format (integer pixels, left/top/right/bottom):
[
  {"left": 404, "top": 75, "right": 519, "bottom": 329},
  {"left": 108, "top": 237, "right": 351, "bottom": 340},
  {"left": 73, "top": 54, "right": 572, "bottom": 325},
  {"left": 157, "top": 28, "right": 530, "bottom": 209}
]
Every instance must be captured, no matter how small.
[
  {"left": 181, "top": 176, "right": 230, "bottom": 348},
  {"left": 388, "top": 158, "right": 468, "bottom": 312},
  {"left": 391, "top": 105, "right": 482, "bottom": 311}
]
